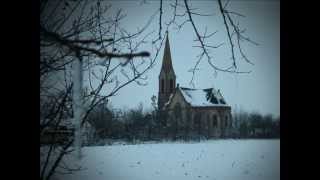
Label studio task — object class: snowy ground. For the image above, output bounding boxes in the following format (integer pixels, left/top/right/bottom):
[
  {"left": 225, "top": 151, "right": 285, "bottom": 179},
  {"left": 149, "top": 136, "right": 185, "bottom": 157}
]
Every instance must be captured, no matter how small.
[{"left": 53, "top": 139, "right": 279, "bottom": 180}]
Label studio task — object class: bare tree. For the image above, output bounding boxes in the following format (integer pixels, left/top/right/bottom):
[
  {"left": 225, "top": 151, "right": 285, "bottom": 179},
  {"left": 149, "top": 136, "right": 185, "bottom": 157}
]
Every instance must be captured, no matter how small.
[
  {"left": 40, "top": 0, "right": 166, "bottom": 179},
  {"left": 40, "top": 0, "right": 256, "bottom": 179}
]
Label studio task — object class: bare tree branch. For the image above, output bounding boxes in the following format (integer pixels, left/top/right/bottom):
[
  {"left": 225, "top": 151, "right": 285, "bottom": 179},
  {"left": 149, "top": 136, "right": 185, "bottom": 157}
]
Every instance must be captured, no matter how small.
[
  {"left": 218, "top": 0, "right": 258, "bottom": 66},
  {"left": 40, "top": 1, "right": 163, "bottom": 179},
  {"left": 159, "top": 0, "right": 163, "bottom": 40}
]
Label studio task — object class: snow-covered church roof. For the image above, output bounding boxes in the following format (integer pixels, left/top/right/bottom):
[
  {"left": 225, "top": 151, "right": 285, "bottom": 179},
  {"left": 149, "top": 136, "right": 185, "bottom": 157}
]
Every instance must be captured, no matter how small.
[{"left": 178, "top": 86, "right": 229, "bottom": 107}]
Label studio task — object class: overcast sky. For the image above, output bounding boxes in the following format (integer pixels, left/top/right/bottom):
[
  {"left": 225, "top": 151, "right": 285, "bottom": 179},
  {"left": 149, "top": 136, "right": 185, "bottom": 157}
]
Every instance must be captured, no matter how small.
[{"left": 96, "top": 0, "right": 279, "bottom": 117}]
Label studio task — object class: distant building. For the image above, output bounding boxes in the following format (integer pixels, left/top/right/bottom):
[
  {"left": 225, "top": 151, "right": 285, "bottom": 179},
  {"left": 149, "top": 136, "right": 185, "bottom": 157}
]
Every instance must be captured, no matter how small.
[{"left": 158, "top": 32, "right": 232, "bottom": 138}]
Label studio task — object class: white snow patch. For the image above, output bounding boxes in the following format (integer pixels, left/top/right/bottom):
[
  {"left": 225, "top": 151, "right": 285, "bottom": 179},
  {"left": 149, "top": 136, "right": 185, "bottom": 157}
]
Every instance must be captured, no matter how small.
[
  {"left": 52, "top": 139, "right": 280, "bottom": 180},
  {"left": 180, "top": 87, "right": 229, "bottom": 107}
]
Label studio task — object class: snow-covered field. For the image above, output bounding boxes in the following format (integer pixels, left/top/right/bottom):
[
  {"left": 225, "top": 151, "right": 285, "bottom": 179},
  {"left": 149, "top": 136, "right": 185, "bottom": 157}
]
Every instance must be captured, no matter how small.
[{"left": 53, "top": 139, "right": 279, "bottom": 180}]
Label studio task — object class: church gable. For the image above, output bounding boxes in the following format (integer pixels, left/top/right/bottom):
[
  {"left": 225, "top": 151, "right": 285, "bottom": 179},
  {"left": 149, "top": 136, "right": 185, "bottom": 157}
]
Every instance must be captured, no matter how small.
[
  {"left": 164, "top": 88, "right": 189, "bottom": 110},
  {"left": 163, "top": 86, "right": 232, "bottom": 139}
]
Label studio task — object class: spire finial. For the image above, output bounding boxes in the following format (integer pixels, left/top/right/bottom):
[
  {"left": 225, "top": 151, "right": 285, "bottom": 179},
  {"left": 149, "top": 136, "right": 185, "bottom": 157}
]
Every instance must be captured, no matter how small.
[{"left": 165, "top": 30, "right": 169, "bottom": 42}]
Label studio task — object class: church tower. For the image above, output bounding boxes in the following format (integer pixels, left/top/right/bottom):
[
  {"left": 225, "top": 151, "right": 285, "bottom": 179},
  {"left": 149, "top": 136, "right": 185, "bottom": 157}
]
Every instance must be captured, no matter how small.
[{"left": 158, "top": 32, "right": 176, "bottom": 110}]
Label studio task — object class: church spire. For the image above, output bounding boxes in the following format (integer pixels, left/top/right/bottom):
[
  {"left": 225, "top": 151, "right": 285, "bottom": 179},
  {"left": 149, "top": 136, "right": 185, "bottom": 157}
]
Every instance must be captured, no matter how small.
[
  {"left": 161, "top": 31, "right": 175, "bottom": 74},
  {"left": 158, "top": 31, "right": 176, "bottom": 110}
]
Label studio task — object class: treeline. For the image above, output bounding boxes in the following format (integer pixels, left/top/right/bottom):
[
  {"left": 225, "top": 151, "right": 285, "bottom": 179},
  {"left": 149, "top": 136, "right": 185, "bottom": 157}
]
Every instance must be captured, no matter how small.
[
  {"left": 232, "top": 110, "right": 280, "bottom": 138},
  {"left": 86, "top": 102, "right": 160, "bottom": 145},
  {"left": 85, "top": 102, "right": 280, "bottom": 145}
]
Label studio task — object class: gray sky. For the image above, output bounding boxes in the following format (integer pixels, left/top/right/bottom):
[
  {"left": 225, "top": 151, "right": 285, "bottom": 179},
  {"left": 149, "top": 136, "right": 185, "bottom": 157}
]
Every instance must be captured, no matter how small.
[{"left": 99, "top": 0, "right": 279, "bottom": 116}]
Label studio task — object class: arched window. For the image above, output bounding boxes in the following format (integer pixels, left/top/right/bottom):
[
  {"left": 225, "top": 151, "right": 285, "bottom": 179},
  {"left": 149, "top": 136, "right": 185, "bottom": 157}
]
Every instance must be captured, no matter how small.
[
  {"left": 174, "top": 103, "right": 182, "bottom": 119},
  {"left": 194, "top": 113, "right": 202, "bottom": 135},
  {"left": 212, "top": 114, "right": 217, "bottom": 128},
  {"left": 161, "top": 79, "right": 164, "bottom": 92},
  {"left": 225, "top": 115, "right": 228, "bottom": 127},
  {"left": 194, "top": 113, "right": 201, "bottom": 126}
]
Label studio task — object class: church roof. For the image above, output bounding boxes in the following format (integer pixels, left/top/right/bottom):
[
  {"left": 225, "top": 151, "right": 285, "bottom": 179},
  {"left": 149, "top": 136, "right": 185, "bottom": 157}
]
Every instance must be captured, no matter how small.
[
  {"left": 160, "top": 31, "right": 175, "bottom": 75},
  {"left": 179, "top": 86, "right": 229, "bottom": 107}
]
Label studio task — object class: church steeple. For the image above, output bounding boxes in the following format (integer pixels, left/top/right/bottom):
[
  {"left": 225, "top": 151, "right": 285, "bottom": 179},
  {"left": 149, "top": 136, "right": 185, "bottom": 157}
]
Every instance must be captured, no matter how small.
[
  {"left": 158, "top": 31, "right": 176, "bottom": 110},
  {"left": 161, "top": 32, "right": 175, "bottom": 74}
]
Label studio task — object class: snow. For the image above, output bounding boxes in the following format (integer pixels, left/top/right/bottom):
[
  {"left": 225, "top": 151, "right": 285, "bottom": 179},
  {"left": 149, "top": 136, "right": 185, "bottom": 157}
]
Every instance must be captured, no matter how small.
[
  {"left": 164, "top": 93, "right": 174, "bottom": 107},
  {"left": 212, "top": 88, "right": 224, "bottom": 101},
  {"left": 52, "top": 139, "right": 280, "bottom": 180},
  {"left": 180, "top": 87, "right": 229, "bottom": 107}
]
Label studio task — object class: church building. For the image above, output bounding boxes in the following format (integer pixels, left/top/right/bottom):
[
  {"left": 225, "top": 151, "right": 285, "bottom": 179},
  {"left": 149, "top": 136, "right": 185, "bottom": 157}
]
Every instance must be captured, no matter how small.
[{"left": 158, "top": 32, "right": 232, "bottom": 138}]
